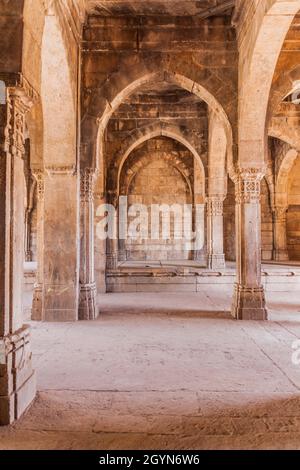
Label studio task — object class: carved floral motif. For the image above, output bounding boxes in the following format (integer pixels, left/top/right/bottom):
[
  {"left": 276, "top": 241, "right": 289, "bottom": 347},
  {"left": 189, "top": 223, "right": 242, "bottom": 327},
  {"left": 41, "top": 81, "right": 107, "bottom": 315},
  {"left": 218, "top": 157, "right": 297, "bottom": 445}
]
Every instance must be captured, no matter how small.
[
  {"left": 235, "top": 168, "right": 265, "bottom": 204},
  {"left": 80, "top": 168, "right": 95, "bottom": 202},
  {"left": 206, "top": 196, "right": 224, "bottom": 216}
]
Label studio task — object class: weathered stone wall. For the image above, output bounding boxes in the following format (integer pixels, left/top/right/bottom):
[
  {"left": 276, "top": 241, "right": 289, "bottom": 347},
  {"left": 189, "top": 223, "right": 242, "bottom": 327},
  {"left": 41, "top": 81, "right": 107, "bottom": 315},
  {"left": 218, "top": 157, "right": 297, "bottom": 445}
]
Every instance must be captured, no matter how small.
[
  {"left": 81, "top": 14, "right": 237, "bottom": 169},
  {"left": 0, "top": 0, "right": 25, "bottom": 74},
  {"left": 101, "top": 72, "right": 209, "bottom": 267},
  {"left": 120, "top": 137, "right": 195, "bottom": 261},
  {"left": 288, "top": 154, "right": 300, "bottom": 259},
  {"left": 268, "top": 13, "right": 300, "bottom": 122},
  {"left": 105, "top": 89, "right": 208, "bottom": 174}
]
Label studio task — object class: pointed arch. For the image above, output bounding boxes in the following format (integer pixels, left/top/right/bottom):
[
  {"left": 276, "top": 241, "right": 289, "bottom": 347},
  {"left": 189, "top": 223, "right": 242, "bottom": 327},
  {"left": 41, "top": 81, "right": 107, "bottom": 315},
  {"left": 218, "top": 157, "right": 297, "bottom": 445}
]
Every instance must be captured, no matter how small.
[
  {"left": 81, "top": 65, "right": 234, "bottom": 179},
  {"left": 237, "top": 0, "right": 300, "bottom": 166},
  {"left": 106, "top": 122, "right": 206, "bottom": 202},
  {"left": 276, "top": 148, "right": 298, "bottom": 207}
]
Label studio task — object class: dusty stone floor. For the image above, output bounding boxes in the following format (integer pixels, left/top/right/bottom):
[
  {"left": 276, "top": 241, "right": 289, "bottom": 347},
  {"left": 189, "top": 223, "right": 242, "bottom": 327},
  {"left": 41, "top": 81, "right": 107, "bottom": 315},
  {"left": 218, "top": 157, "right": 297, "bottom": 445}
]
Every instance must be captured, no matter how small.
[{"left": 2, "top": 290, "right": 300, "bottom": 449}]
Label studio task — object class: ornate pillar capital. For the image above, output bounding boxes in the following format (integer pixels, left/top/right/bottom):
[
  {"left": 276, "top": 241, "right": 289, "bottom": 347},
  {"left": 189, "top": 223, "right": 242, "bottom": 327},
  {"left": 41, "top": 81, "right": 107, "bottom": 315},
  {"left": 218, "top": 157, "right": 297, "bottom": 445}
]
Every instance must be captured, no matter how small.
[
  {"left": 5, "top": 88, "right": 32, "bottom": 160},
  {"left": 234, "top": 167, "right": 265, "bottom": 204},
  {"left": 80, "top": 168, "right": 96, "bottom": 202},
  {"left": 273, "top": 205, "right": 288, "bottom": 222},
  {"left": 206, "top": 195, "right": 225, "bottom": 217}
]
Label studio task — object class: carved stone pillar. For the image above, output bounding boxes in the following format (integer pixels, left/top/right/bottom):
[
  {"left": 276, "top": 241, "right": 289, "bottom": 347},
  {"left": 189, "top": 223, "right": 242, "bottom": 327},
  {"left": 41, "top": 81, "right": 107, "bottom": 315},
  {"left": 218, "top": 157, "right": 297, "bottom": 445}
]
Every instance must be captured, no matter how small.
[
  {"left": 31, "top": 170, "right": 44, "bottom": 321},
  {"left": 273, "top": 206, "right": 289, "bottom": 261},
  {"left": 232, "top": 168, "right": 267, "bottom": 321},
  {"left": 117, "top": 195, "right": 127, "bottom": 264},
  {"left": 207, "top": 195, "right": 226, "bottom": 269},
  {"left": 94, "top": 190, "right": 107, "bottom": 294},
  {"left": 24, "top": 140, "right": 35, "bottom": 262},
  {"left": 31, "top": 166, "right": 80, "bottom": 322},
  {"left": 24, "top": 208, "right": 33, "bottom": 262},
  {"left": 106, "top": 193, "right": 119, "bottom": 270},
  {"left": 79, "top": 169, "right": 97, "bottom": 320},
  {"left": 0, "top": 83, "right": 37, "bottom": 425}
]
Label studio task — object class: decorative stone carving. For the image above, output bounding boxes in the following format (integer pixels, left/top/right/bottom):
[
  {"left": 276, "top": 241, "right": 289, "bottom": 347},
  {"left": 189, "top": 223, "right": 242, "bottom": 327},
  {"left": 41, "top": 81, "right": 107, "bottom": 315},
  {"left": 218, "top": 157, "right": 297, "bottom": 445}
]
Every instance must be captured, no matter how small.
[
  {"left": 0, "top": 80, "right": 38, "bottom": 425},
  {"left": 6, "top": 90, "right": 31, "bottom": 159},
  {"left": 232, "top": 284, "right": 267, "bottom": 321},
  {"left": 46, "top": 165, "right": 76, "bottom": 175},
  {"left": 206, "top": 195, "right": 225, "bottom": 269},
  {"left": 78, "top": 282, "right": 97, "bottom": 321},
  {"left": 106, "top": 251, "right": 119, "bottom": 270},
  {"left": 30, "top": 169, "right": 44, "bottom": 321},
  {"left": 80, "top": 168, "right": 95, "bottom": 202},
  {"left": 206, "top": 196, "right": 224, "bottom": 217},
  {"left": 32, "top": 170, "right": 45, "bottom": 201},
  {"left": 273, "top": 206, "right": 288, "bottom": 223},
  {"left": 235, "top": 168, "right": 265, "bottom": 204},
  {"left": 232, "top": 167, "right": 267, "bottom": 321},
  {"left": 0, "top": 325, "right": 36, "bottom": 425},
  {"left": 79, "top": 168, "right": 97, "bottom": 320}
]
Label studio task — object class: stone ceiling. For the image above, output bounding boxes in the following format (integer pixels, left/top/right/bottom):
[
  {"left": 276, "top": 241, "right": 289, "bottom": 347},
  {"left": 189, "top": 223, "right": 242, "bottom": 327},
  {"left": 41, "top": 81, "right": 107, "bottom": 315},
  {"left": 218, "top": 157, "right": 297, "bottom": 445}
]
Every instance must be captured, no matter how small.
[
  {"left": 86, "top": 0, "right": 235, "bottom": 17},
  {"left": 126, "top": 82, "right": 204, "bottom": 103}
]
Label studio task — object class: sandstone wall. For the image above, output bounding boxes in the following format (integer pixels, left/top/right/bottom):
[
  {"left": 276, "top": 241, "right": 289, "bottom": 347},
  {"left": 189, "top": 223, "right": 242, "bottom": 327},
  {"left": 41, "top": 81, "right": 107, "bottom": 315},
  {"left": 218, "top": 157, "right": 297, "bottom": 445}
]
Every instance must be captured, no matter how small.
[
  {"left": 120, "top": 137, "right": 196, "bottom": 262},
  {"left": 288, "top": 154, "right": 300, "bottom": 259}
]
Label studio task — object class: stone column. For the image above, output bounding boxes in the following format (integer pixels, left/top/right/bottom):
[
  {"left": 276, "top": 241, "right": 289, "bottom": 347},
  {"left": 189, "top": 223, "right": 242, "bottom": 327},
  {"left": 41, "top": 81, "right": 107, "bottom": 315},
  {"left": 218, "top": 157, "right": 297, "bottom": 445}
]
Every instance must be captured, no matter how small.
[
  {"left": 31, "top": 170, "right": 44, "bottom": 321},
  {"left": 0, "top": 84, "right": 36, "bottom": 425},
  {"left": 232, "top": 168, "right": 267, "bottom": 321},
  {"left": 207, "top": 195, "right": 226, "bottom": 269},
  {"left": 79, "top": 169, "right": 97, "bottom": 320},
  {"left": 24, "top": 140, "right": 35, "bottom": 262},
  {"left": 106, "top": 235, "right": 118, "bottom": 270},
  {"left": 31, "top": 166, "right": 80, "bottom": 322},
  {"left": 106, "top": 193, "right": 119, "bottom": 270},
  {"left": 24, "top": 208, "right": 33, "bottom": 262},
  {"left": 117, "top": 195, "right": 127, "bottom": 264},
  {"left": 273, "top": 206, "right": 289, "bottom": 261},
  {"left": 94, "top": 189, "right": 107, "bottom": 294}
]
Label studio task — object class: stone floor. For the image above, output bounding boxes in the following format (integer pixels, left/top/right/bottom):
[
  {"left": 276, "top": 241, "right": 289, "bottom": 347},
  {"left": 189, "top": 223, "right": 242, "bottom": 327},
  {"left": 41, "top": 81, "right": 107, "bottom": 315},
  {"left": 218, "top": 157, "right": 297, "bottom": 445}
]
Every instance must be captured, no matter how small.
[{"left": 2, "top": 289, "right": 300, "bottom": 449}]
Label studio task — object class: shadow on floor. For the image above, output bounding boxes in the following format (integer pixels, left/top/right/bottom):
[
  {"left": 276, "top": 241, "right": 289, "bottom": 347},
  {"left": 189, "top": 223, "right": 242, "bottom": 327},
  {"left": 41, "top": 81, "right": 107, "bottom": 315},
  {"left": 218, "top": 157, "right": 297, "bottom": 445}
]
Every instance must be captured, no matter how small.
[
  {"left": 1, "top": 390, "right": 300, "bottom": 449},
  {"left": 97, "top": 292, "right": 232, "bottom": 319}
]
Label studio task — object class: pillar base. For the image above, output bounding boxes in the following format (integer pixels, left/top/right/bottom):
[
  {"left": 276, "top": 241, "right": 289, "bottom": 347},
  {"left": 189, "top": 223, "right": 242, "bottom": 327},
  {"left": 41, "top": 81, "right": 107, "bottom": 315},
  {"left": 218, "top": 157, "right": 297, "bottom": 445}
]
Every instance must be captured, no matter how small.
[
  {"left": 0, "top": 325, "right": 36, "bottom": 426},
  {"left": 273, "top": 249, "right": 289, "bottom": 262},
  {"left": 79, "top": 283, "right": 97, "bottom": 320},
  {"left": 106, "top": 253, "right": 118, "bottom": 270},
  {"left": 232, "top": 283, "right": 268, "bottom": 321},
  {"left": 25, "top": 251, "right": 33, "bottom": 262},
  {"left": 31, "top": 284, "right": 43, "bottom": 321},
  {"left": 207, "top": 254, "right": 226, "bottom": 270},
  {"left": 193, "top": 251, "right": 207, "bottom": 265}
]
